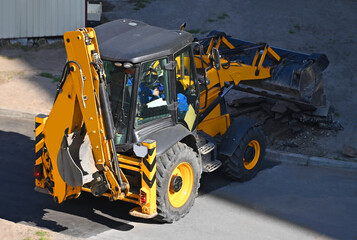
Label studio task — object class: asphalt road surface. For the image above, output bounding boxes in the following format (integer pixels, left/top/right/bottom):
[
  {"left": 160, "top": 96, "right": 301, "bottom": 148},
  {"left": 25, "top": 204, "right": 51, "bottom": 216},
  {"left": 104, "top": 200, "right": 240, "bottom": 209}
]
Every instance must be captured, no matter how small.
[{"left": 0, "top": 116, "right": 356, "bottom": 240}]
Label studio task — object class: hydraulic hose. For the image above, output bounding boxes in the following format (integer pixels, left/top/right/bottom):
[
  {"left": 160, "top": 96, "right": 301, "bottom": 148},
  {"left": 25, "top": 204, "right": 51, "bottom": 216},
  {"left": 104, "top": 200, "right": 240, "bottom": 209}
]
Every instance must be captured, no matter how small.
[{"left": 99, "top": 78, "right": 125, "bottom": 190}]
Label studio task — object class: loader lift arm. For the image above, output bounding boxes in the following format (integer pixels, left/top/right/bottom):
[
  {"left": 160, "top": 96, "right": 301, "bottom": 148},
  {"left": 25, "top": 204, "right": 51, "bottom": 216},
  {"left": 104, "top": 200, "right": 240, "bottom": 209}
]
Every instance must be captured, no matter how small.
[
  {"left": 195, "top": 30, "right": 328, "bottom": 124},
  {"left": 196, "top": 32, "right": 281, "bottom": 93},
  {"left": 195, "top": 33, "right": 283, "bottom": 130}
]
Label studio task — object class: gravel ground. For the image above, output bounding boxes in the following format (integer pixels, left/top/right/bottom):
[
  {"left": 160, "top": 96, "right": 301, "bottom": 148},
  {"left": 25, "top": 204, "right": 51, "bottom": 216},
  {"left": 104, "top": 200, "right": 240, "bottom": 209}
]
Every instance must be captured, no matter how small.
[{"left": 0, "top": 219, "right": 81, "bottom": 240}]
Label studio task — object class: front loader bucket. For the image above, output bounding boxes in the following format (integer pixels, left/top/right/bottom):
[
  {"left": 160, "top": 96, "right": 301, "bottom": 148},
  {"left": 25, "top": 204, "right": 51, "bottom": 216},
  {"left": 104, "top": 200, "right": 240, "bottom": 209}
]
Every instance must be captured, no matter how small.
[
  {"left": 203, "top": 31, "right": 329, "bottom": 112},
  {"left": 236, "top": 44, "right": 329, "bottom": 110}
]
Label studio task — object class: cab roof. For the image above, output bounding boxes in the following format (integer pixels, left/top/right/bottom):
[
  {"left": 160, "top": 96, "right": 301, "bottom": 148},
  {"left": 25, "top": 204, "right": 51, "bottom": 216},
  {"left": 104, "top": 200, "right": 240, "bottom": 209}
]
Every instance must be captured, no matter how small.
[{"left": 95, "top": 19, "right": 193, "bottom": 63}]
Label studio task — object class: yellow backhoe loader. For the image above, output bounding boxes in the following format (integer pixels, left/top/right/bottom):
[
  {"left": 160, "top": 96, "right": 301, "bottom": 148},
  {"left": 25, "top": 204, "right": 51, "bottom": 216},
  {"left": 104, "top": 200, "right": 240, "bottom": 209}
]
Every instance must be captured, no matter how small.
[{"left": 34, "top": 19, "right": 329, "bottom": 222}]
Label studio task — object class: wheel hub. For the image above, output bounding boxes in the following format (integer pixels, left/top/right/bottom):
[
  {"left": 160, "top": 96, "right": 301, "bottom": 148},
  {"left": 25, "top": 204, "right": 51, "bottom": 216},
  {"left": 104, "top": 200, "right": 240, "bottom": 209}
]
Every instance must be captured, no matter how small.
[
  {"left": 170, "top": 175, "right": 183, "bottom": 192},
  {"left": 168, "top": 162, "right": 194, "bottom": 208},
  {"left": 244, "top": 146, "right": 255, "bottom": 163},
  {"left": 243, "top": 140, "right": 261, "bottom": 170}
]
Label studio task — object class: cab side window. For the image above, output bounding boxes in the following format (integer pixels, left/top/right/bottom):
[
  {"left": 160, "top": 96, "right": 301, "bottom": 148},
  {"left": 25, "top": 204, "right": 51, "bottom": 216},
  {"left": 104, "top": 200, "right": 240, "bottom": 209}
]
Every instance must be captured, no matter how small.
[
  {"left": 135, "top": 58, "right": 171, "bottom": 127},
  {"left": 174, "top": 47, "right": 198, "bottom": 131}
]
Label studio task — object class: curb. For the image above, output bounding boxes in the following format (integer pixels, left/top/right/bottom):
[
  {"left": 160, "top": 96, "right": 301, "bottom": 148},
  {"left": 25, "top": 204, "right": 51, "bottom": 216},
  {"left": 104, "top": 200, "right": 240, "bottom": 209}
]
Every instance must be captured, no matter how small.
[
  {"left": 0, "top": 108, "right": 36, "bottom": 121},
  {"left": 265, "top": 148, "right": 357, "bottom": 170},
  {"left": 1, "top": 108, "right": 357, "bottom": 171}
]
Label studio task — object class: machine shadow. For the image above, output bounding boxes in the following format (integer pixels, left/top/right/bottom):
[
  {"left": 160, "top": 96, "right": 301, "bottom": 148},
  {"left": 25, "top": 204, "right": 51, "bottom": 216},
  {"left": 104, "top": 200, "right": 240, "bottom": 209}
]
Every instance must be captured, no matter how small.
[
  {"left": 0, "top": 130, "right": 159, "bottom": 239},
  {"left": 198, "top": 159, "right": 280, "bottom": 196}
]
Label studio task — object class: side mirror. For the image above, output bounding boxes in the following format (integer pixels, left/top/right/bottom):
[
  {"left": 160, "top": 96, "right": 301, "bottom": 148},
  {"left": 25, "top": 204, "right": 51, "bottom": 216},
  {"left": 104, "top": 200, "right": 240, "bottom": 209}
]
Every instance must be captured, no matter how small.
[
  {"left": 165, "top": 61, "right": 177, "bottom": 71},
  {"left": 197, "top": 74, "right": 210, "bottom": 85},
  {"left": 212, "top": 47, "right": 221, "bottom": 70},
  {"left": 192, "top": 42, "right": 203, "bottom": 54}
]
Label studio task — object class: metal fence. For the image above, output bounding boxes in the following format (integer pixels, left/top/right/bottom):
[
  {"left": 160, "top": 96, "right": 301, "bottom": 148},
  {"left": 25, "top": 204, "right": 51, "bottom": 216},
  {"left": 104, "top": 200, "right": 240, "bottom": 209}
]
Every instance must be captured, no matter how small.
[{"left": 0, "top": 0, "right": 85, "bottom": 39}]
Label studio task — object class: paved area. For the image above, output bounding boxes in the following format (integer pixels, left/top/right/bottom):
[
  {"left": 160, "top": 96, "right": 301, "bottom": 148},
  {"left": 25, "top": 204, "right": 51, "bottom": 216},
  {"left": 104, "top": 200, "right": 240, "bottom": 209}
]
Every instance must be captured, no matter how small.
[
  {"left": 0, "top": 0, "right": 356, "bottom": 239},
  {"left": 0, "top": 116, "right": 357, "bottom": 240}
]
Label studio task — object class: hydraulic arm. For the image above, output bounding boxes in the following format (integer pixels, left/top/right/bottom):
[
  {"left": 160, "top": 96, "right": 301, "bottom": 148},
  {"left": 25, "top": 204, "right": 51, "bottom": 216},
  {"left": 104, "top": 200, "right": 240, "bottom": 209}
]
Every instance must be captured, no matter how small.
[{"left": 35, "top": 28, "right": 126, "bottom": 203}]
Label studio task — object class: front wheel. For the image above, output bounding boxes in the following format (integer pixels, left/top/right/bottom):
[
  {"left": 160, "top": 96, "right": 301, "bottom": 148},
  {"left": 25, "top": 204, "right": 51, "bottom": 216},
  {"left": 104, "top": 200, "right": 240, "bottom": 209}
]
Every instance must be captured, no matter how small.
[
  {"left": 223, "top": 126, "right": 266, "bottom": 181},
  {"left": 155, "top": 142, "right": 201, "bottom": 223}
]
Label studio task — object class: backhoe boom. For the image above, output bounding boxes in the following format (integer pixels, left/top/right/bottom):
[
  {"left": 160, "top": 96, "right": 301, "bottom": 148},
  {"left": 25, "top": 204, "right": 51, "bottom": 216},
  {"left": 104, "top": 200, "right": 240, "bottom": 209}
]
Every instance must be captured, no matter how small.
[{"left": 35, "top": 28, "right": 124, "bottom": 203}]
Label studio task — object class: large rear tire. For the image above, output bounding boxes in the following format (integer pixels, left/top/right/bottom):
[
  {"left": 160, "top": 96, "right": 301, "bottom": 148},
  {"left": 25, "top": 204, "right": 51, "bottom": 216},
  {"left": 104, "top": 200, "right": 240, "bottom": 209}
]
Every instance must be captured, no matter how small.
[
  {"left": 223, "top": 126, "right": 266, "bottom": 181},
  {"left": 155, "top": 142, "right": 201, "bottom": 223}
]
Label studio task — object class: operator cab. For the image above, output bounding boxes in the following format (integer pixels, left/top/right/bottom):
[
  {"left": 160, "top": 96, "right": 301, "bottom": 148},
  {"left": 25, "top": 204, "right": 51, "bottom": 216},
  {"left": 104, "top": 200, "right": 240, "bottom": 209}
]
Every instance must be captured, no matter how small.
[{"left": 96, "top": 19, "right": 199, "bottom": 152}]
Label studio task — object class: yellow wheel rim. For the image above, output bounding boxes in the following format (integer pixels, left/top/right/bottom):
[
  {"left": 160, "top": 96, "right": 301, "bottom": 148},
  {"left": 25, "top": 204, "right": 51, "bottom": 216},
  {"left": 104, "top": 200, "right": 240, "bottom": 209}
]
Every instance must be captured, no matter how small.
[
  {"left": 243, "top": 140, "right": 260, "bottom": 170},
  {"left": 168, "top": 162, "right": 194, "bottom": 208}
]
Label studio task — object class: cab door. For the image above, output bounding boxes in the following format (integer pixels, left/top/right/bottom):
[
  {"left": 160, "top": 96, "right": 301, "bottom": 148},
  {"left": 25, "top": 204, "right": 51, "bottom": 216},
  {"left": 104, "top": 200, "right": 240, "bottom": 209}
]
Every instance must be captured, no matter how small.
[{"left": 173, "top": 46, "right": 199, "bottom": 132}]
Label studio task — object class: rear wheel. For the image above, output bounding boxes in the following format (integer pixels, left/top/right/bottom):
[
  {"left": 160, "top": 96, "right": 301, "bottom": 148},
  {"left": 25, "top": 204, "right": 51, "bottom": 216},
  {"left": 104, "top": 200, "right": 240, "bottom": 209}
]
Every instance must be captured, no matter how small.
[
  {"left": 223, "top": 126, "right": 266, "bottom": 181},
  {"left": 155, "top": 142, "right": 201, "bottom": 223}
]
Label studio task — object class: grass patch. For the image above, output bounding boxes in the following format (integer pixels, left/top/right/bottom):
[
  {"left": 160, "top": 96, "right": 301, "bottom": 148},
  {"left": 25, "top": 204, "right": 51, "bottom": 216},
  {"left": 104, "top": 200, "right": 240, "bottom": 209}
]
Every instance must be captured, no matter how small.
[
  {"left": 293, "top": 24, "right": 301, "bottom": 31},
  {"left": 200, "top": 30, "right": 209, "bottom": 35},
  {"left": 308, "top": 45, "right": 316, "bottom": 51},
  {"left": 35, "top": 231, "right": 46, "bottom": 237},
  {"left": 289, "top": 24, "right": 301, "bottom": 34},
  {"left": 217, "top": 13, "right": 229, "bottom": 20},
  {"left": 39, "top": 72, "right": 61, "bottom": 82},
  {"left": 52, "top": 76, "right": 61, "bottom": 82},
  {"left": 131, "top": 0, "right": 152, "bottom": 10},
  {"left": 4, "top": 54, "right": 22, "bottom": 59},
  {"left": 38, "top": 237, "right": 50, "bottom": 240},
  {"left": 207, "top": 13, "right": 229, "bottom": 23},
  {"left": 39, "top": 72, "right": 53, "bottom": 79},
  {"left": 329, "top": 38, "right": 338, "bottom": 44},
  {"left": 187, "top": 29, "right": 200, "bottom": 34},
  {"left": 23, "top": 238, "right": 32, "bottom": 240},
  {"left": 343, "top": 51, "right": 351, "bottom": 57}
]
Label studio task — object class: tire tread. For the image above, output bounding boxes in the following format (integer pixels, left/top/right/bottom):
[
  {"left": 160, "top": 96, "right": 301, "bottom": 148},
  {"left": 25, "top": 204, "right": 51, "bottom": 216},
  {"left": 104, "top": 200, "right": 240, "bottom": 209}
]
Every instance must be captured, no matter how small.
[{"left": 155, "top": 142, "right": 201, "bottom": 223}]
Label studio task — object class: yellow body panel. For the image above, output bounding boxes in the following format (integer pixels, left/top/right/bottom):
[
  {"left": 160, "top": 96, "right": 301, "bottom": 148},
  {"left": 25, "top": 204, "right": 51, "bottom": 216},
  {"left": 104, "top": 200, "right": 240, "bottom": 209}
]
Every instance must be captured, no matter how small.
[{"left": 197, "top": 114, "right": 230, "bottom": 137}]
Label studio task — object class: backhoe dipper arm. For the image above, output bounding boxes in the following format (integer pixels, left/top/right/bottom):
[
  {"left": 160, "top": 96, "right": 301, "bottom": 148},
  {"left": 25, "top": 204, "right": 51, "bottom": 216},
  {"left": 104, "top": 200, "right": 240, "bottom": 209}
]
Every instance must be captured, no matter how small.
[{"left": 41, "top": 28, "right": 124, "bottom": 203}]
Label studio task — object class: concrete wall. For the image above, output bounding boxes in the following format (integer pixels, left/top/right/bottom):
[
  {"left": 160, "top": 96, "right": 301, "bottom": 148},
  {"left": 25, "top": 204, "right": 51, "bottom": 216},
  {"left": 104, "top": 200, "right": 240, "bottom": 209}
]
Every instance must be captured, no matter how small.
[{"left": 0, "top": 0, "right": 85, "bottom": 39}]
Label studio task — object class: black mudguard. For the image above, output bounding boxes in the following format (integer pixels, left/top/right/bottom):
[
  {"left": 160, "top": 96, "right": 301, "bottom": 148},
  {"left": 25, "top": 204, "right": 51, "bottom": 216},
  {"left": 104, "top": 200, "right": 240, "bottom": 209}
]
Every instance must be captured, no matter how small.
[
  {"left": 219, "top": 117, "right": 257, "bottom": 157},
  {"left": 142, "top": 124, "right": 196, "bottom": 156}
]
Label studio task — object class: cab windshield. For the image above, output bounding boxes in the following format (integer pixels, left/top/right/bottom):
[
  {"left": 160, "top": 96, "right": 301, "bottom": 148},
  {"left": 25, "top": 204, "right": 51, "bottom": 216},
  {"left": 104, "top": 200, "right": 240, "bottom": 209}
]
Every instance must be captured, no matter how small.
[{"left": 103, "top": 60, "right": 134, "bottom": 144}]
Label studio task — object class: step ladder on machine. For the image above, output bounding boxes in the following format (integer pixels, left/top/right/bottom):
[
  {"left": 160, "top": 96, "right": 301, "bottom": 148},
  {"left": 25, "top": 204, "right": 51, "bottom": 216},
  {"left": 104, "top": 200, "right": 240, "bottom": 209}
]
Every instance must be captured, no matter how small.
[{"left": 198, "top": 142, "right": 222, "bottom": 172}]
